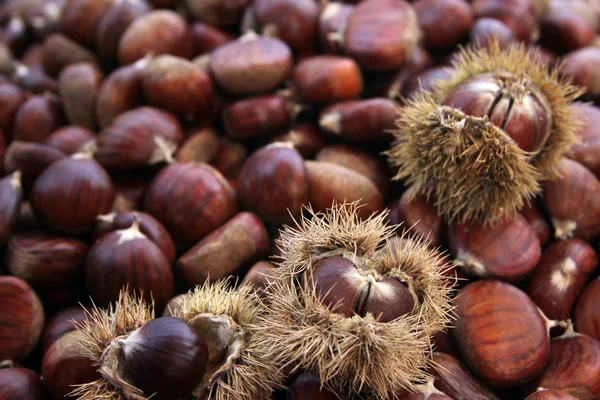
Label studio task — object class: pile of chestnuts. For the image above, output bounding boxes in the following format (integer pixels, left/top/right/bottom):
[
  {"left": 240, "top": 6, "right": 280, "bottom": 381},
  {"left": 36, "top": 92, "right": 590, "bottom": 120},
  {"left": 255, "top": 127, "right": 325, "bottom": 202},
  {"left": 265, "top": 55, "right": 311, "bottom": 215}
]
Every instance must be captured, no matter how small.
[{"left": 0, "top": 0, "right": 600, "bottom": 398}]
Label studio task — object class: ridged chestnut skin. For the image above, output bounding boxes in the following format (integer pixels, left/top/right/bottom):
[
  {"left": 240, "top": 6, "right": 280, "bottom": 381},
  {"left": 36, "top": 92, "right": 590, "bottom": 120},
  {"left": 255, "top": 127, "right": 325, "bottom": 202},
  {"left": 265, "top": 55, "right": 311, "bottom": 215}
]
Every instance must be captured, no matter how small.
[
  {"left": 430, "top": 352, "right": 500, "bottom": 400},
  {"left": 0, "top": 276, "right": 44, "bottom": 363},
  {"left": 58, "top": 62, "right": 103, "bottom": 130},
  {"left": 571, "top": 103, "right": 600, "bottom": 177},
  {"left": 223, "top": 95, "right": 294, "bottom": 140},
  {"left": 144, "top": 162, "right": 238, "bottom": 247},
  {"left": 453, "top": 280, "right": 551, "bottom": 388},
  {"left": 414, "top": 0, "right": 474, "bottom": 49},
  {"left": 292, "top": 56, "right": 362, "bottom": 105},
  {"left": 121, "top": 317, "right": 209, "bottom": 400},
  {"left": 286, "top": 371, "right": 340, "bottom": 400},
  {"left": 44, "top": 126, "right": 94, "bottom": 155},
  {"left": 210, "top": 35, "right": 292, "bottom": 96},
  {"left": 118, "top": 10, "right": 192, "bottom": 66},
  {"left": 30, "top": 156, "right": 115, "bottom": 234},
  {"left": 238, "top": 143, "right": 308, "bottom": 224},
  {"left": 176, "top": 212, "right": 269, "bottom": 287},
  {"left": 526, "top": 239, "right": 598, "bottom": 321},
  {"left": 0, "top": 171, "right": 22, "bottom": 246},
  {"left": 448, "top": 215, "right": 541, "bottom": 282},
  {"left": 543, "top": 158, "right": 600, "bottom": 240},
  {"left": 6, "top": 230, "right": 89, "bottom": 288},
  {"left": 574, "top": 277, "right": 600, "bottom": 340},
  {"left": 0, "top": 366, "right": 45, "bottom": 400},
  {"left": 530, "top": 332, "right": 600, "bottom": 398},
  {"left": 525, "top": 389, "right": 579, "bottom": 400},
  {"left": 343, "top": 0, "right": 420, "bottom": 70},
  {"left": 4, "top": 142, "right": 66, "bottom": 180},
  {"left": 521, "top": 201, "right": 551, "bottom": 246},
  {"left": 42, "top": 331, "right": 101, "bottom": 400},
  {"left": 41, "top": 304, "right": 88, "bottom": 352},
  {"left": 84, "top": 221, "right": 174, "bottom": 308},
  {"left": 13, "top": 94, "right": 64, "bottom": 143},
  {"left": 59, "top": 0, "right": 113, "bottom": 48},
  {"left": 93, "top": 211, "right": 176, "bottom": 264}
]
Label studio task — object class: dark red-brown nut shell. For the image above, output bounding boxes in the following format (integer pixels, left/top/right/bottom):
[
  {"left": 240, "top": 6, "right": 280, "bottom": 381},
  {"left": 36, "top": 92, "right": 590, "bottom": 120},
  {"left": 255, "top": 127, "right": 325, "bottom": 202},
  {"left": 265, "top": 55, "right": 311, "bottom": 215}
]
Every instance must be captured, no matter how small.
[
  {"left": 525, "top": 389, "right": 579, "bottom": 400},
  {"left": 42, "top": 331, "right": 102, "bottom": 399},
  {"left": 223, "top": 94, "right": 295, "bottom": 140},
  {"left": 539, "top": 1, "right": 597, "bottom": 55},
  {"left": 241, "top": 260, "right": 277, "bottom": 291},
  {"left": 401, "top": 66, "right": 452, "bottom": 101},
  {"left": 176, "top": 211, "right": 269, "bottom": 287},
  {"left": 269, "top": 123, "right": 325, "bottom": 158},
  {"left": 93, "top": 210, "right": 176, "bottom": 264},
  {"left": 0, "top": 276, "right": 44, "bottom": 363},
  {"left": 184, "top": 0, "right": 251, "bottom": 27},
  {"left": 30, "top": 155, "right": 116, "bottom": 235},
  {"left": 118, "top": 10, "right": 192, "bottom": 66},
  {"left": 0, "top": 81, "right": 27, "bottom": 133},
  {"left": 574, "top": 277, "right": 600, "bottom": 340},
  {"left": 526, "top": 239, "right": 598, "bottom": 321},
  {"left": 471, "top": 0, "right": 538, "bottom": 42},
  {"left": 343, "top": 0, "right": 420, "bottom": 70},
  {"left": 211, "top": 137, "right": 247, "bottom": 180},
  {"left": 6, "top": 230, "right": 88, "bottom": 288},
  {"left": 470, "top": 18, "right": 517, "bottom": 50},
  {"left": 292, "top": 55, "right": 362, "bottom": 105},
  {"left": 414, "top": 0, "right": 474, "bottom": 49},
  {"left": 520, "top": 201, "right": 551, "bottom": 246},
  {"left": 41, "top": 304, "right": 88, "bottom": 352},
  {"left": 190, "top": 22, "right": 234, "bottom": 56},
  {"left": 84, "top": 219, "right": 174, "bottom": 308},
  {"left": 4, "top": 141, "right": 66, "bottom": 180},
  {"left": 560, "top": 47, "right": 600, "bottom": 101},
  {"left": 45, "top": 126, "right": 94, "bottom": 155},
  {"left": 144, "top": 162, "right": 238, "bottom": 247},
  {"left": 286, "top": 371, "right": 340, "bottom": 400},
  {"left": 543, "top": 158, "right": 600, "bottom": 240},
  {"left": 210, "top": 34, "right": 293, "bottom": 96},
  {"left": 0, "top": 365, "right": 45, "bottom": 400},
  {"left": 448, "top": 215, "right": 541, "bottom": 282},
  {"left": 453, "top": 280, "right": 551, "bottom": 388},
  {"left": 58, "top": 62, "right": 103, "bottom": 130},
  {"left": 237, "top": 143, "right": 308, "bottom": 224},
  {"left": 318, "top": 2, "right": 354, "bottom": 55},
  {"left": 41, "top": 33, "right": 98, "bottom": 78},
  {"left": 13, "top": 94, "right": 64, "bottom": 143},
  {"left": 176, "top": 126, "right": 220, "bottom": 164},
  {"left": 0, "top": 171, "right": 22, "bottom": 247},
  {"left": 59, "top": 0, "right": 113, "bottom": 48},
  {"left": 571, "top": 103, "right": 600, "bottom": 178}
]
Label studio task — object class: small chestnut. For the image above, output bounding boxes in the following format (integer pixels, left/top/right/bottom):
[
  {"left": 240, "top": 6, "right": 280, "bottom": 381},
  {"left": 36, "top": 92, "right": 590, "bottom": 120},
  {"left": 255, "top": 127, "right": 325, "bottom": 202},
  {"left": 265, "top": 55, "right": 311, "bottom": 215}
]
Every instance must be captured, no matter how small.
[
  {"left": 44, "top": 125, "right": 94, "bottom": 155},
  {"left": 268, "top": 123, "right": 325, "bottom": 158},
  {"left": 13, "top": 93, "right": 64, "bottom": 143},
  {"left": 241, "top": 260, "right": 277, "bottom": 291},
  {"left": 0, "top": 364, "right": 45, "bottom": 400},
  {"left": 571, "top": 103, "right": 600, "bottom": 178},
  {"left": 41, "top": 33, "right": 97, "bottom": 78},
  {"left": 58, "top": 62, "right": 103, "bottom": 130},
  {"left": 286, "top": 371, "right": 341, "bottom": 400},
  {"left": 0, "top": 171, "right": 22, "bottom": 246},
  {"left": 176, "top": 126, "right": 220, "bottom": 164},
  {"left": 574, "top": 277, "right": 600, "bottom": 340},
  {"left": 211, "top": 137, "right": 247, "bottom": 180},
  {"left": 414, "top": 0, "right": 474, "bottom": 49},
  {"left": 59, "top": 0, "right": 113, "bottom": 48},
  {"left": 0, "top": 81, "right": 27, "bottom": 133},
  {"left": 470, "top": 18, "right": 517, "bottom": 50},
  {"left": 41, "top": 304, "right": 88, "bottom": 352}
]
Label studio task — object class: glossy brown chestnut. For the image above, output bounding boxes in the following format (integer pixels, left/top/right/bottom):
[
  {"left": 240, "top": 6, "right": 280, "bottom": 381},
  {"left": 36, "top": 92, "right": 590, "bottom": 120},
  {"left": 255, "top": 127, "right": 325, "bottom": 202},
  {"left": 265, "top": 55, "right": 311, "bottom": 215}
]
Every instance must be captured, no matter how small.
[
  {"left": 343, "top": 0, "right": 420, "bottom": 70},
  {"left": 41, "top": 33, "right": 97, "bottom": 78},
  {"left": 211, "top": 137, "right": 247, "bottom": 180},
  {"left": 430, "top": 352, "right": 500, "bottom": 400},
  {"left": 520, "top": 201, "right": 551, "bottom": 246},
  {"left": 574, "top": 277, "right": 600, "bottom": 340},
  {"left": 372, "top": 46, "right": 432, "bottom": 100},
  {"left": 560, "top": 47, "right": 600, "bottom": 101},
  {"left": 44, "top": 125, "right": 94, "bottom": 155},
  {"left": 13, "top": 94, "right": 64, "bottom": 143},
  {"left": 530, "top": 330, "right": 600, "bottom": 398},
  {"left": 292, "top": 55, "right": 362, "bottom": 105},
  {"left": 0, "top": 81, "right": 27, "bottom": 133},
  {"left": 470, "top": 18, "right": 517, "bottom": 49},
  {"left": 4, "top": 141, "right": 65, "bottom": 179},
  {"left": 526, "top": 239, "right": 598, "bottom": 321},
  {"left": 190, "top": 22, "right": 234, "bottom": 56},
  {"left": 253, "top": 0, "right": 320, "bottom": 51},
  {"left": 161, "top": 293, "right": 186, "bottom": 317},
  {"left": 0, "top": 171, "right": 22, "bottom": 246},
  {"left": 210, "top": 34, "right": 293, "bottom": 96},
  {"left": 223, "top": 94, "right": 296, "bottom": 140},
  {"left": 0, "top": 364, "right": 45, "bottom": 400},
  {"left": 237, "top": 143, "right": 308, "bottom": 224},
  {"left": 306, "top": 256, "right": 415, "bottom": 322},
  {"left": 142, "top": 55, "right": 213, "bottom": 118},
  {"left": 401, "top": 66, "right": 452, "bottom": 101},
  {"left": 268, "top": 123, "right": 325, "bottom": 158},
  {"left": 42, "top": 331, "right": 101, "bottom": 399},
  {"left": 185, "top": 0, "right": 251, "bottom": 27},
  {"left": 176, "top": 126, "right": 220, "bottom": 164},
  {"left": 319, "top": 98, "right": 398, "bottom": 142},
  {"left": 571, "top": 103, "right": 600, "bottom": 178},
  {"left": 525, "top": 389, "right": 579, "bottom": 400},
  {"left": 318, "top": 2, "right": 353, "bottom": 55},
  {"left": 241, "top": 260, "right": 277, "bottom": 291},
  {"left": 286, "top": 371, "right": 340, "bottom": 400},
  {"left": 176, "top": 212, "right": 269, "bottom": 286},
  {"left": 144, "top": 162, "right": 238, "bottom": 247},
  {"left": 448, "top": 215, "right": 541, "bottom": 282},
  {"left": 543, "top": 158, "right": 600, "bottom": 240},
  {"left": 30, "top": 155, "right": 116, "bottom": 235},
  {"left": 6, "top": 230, "right": 88, "bottom": 288},
  {"left": 539, "top": 0, "right": 597, "bottom": 54},
  {"left": 305, "top": 160, "right": 384, "bottom": 220},
  {"left": 59, "top": 0, "right": 113, "bottom": 48},
  {"left": 58, "top": 62, "right": 103, "bottom": 130},
  {"left": 118, "top": 10, "right": 192, "bottom": 65},
  {"left": 41, "top": 304, "right": 88, "bottom": 352},
  {"left": 471, "top": 0, "right": 538, "bottom": 42},
  {"left": 95, "top": 107, "right": 183, "bottom": 171},
  {"left": 0, "top": 276, "right": 44, "bottom": 363},
  {"left": 84, "top": 215, "right": 174, "bottom": 307},
  {"left": 414, "top": 0, "right": 474, "bottom": 49},
  {"left": 453, "top": 280, "right": 551, "bottom": 388},
  {"left": 93, "top": 210, "right": 176, "bottom": 264}
]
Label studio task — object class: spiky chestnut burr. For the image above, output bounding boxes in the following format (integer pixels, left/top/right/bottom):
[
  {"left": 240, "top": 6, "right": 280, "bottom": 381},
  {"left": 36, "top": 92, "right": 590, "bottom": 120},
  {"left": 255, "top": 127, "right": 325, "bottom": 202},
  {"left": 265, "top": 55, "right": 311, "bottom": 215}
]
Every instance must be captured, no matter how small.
[
  {"left": 258, "top": 202, "right": 454, "bottom": 399},
  {"left": 387, "top": 42, "right": 582, "bottom": 224}
]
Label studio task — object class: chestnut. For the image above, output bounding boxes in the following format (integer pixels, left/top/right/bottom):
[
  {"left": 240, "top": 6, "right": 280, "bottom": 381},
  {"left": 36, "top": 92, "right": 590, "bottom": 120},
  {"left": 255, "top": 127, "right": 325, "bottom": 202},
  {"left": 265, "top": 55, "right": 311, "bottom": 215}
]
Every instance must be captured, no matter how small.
[
  {"left": 42, "top": 331, "right": 101, "bottom": 400},
  {"left": 471, "top": 0, "right": 538, "bottom": 42},
  {"left": 318, "top": 2, "right": 353, "bottom": 55},
  {"left": 6, "top": 230, "right": 88, "bottom": 288},
  {"left": 84, "top": 214, "right": 174, "bottom": 308},
  {"left": 448, "top": 215, "right": 541, "bottom": 282},
  {"left": 143, "top": 162, "right": 238, "bottom": 247},
  {"left": 525, "top": 389, "right": 579, "bottom": 400},
  {"left": 58, "top": 62, "right": 103, "bottom": 130},
  {"left": 401, "top": 66, "right": 452, "bottom": 101},
  {"left": 59, "top": 0, "right": 113, "bottom": 48},
  {"left": 268, "top": 123, "right": 326, "bottom": 158},
  {"left": 118, "top": 10, "right": 192, "bottom": 65},
  {"left": 543, "top": 158, "right": 600, "bottom": 240},
  {"left": 41, "top": 304, "right": 88, "bottom": 352},
  {"left": 0, "top": 171, "right": 22, "bottom": 246},
  {"left": 237, "top": 143, "right": 308, "bottom": 224},
  {"left": 0, "top": 364, "right": 45, "bottom": 400},
  {"left": 111, "top": 178, "right": 147, "bottom": 214},
  {"left": 95, "top": 107, "right": 183, "bottom": 171},
  {"left": 470, "top": 18, "right": 517, "bottom": 50},
  {"left": 292, "top": 55, "right": 362, "bottom": 105},
  {"left": 574, "top": 277, "right": 600, "bottom": 340},
  {"left": 539, "top": 0, "right": 597, "bottom": 54},
  {"left": 190, "top": 22, "right": 234, "bottom": 56},
  {"left": 93, "top": 210, "right": 176, "bottom": 264},
  {"left": 30, "top": 155, "right": 116, "bottom": 235},
  {"left": 176, "top": 211, "right": 270, "bottom": 287},
  {"left": 44, "top": 125, "right": 94, "bottom": 155},
  {"left": 343, "top": 0, "right": 420, "bottom": 70},
  {"left": 241, "top": 260, "right": 277, "bottom": 291},
  {"left": 185, "top": 0, "right": 251, "bottom": 27},
  {"left": 41, "top": 33, "right": 98, "bottom": 78},
  {"left": 453, "top": 280, "right": 552, "bottom": 388},
  {"left": 11, "top": 62, "right": 59, "bottom": 95},
  {"left": 0, "top": 276, "right": 44, "bottom": 363},
  {"left": 210, "top": 33, "right": 293, "bottom": 96},
  {"left": 0, "top": 81, "right": 27, "bottom": 133},
  {"left": 414, "top": 0, "right": 474, "bottom": 49},
  {"left": 571, "top": 103, "right": 600, "bottom": 178},
  {"left": 521, "top": 201, "right": 551, "bottom": 246},
  {"left": 286, "top": 371, "right": 341, "bottom": 400},
  {"left": 4, "top": 141, "right": 66, "bottom": 180},
  {"left": 13, "top": 93, "right": 64, "bottom": 143},
  {"left": 162, "top": 293, "right": 186, "bottom": 317},
  {"left": 319, "top": 98, "right": 398, "bottom": 143},
  {"left": 211, "top": 137, "right": 247, "bottom": 180},
  {"left": 560, "top": 47, "right": 600, "bottom": 101},
  {"left": 176, "top": 126, "right": 220, "bottom": 164}
]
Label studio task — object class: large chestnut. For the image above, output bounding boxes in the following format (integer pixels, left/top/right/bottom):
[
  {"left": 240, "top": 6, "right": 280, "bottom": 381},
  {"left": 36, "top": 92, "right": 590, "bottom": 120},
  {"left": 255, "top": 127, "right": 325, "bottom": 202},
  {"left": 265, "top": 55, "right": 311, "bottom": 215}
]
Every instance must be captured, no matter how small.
[
  {"left": 0, "top": 364, "right": 45, "bottom": 400},
  {"left": 30, "top": 155, "right": 116, "bottom": 235},
  {"left": 574, "top": 277, "right": 600, "bottom": 340}
]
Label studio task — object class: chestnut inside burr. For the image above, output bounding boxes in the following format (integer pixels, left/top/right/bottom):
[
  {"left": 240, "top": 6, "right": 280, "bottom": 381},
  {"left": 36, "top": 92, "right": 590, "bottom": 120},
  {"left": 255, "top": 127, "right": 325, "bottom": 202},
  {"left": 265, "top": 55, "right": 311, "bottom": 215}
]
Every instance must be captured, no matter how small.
[
  {"left": 441, "top": 72, "right": 553, "bottom": 154},
  {"left": 306, "top": 256, "right": 416, "bottom": 322}
]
